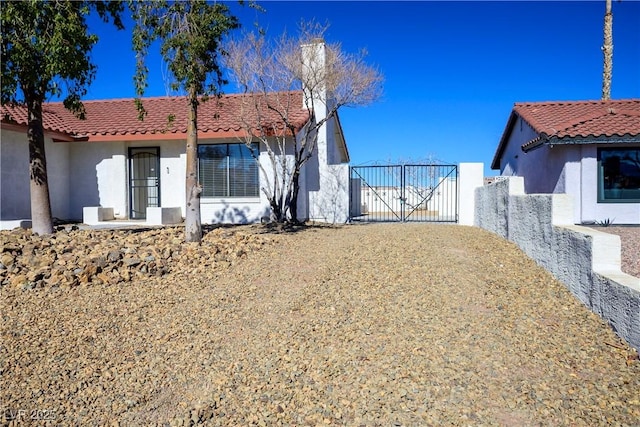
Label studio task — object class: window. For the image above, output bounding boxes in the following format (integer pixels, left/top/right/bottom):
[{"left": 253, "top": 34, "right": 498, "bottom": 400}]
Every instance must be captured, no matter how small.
[
  {"left": 598, "top": 147, "right": 640, "bottom": 202},
  {"left": 198, "top": 143, "right": 259, "bottom": 198}
]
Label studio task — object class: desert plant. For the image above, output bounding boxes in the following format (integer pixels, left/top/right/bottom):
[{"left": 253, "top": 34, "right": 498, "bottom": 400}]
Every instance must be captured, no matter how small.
[{"left": 596, "top": 218, "right": 615, "bottom": 227}]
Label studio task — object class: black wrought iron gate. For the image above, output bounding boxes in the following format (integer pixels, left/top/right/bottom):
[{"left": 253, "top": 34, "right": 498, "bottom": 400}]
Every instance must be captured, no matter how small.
[
  {"left": 349, "top": 164, "right": 458, "bottom": 222},
  {"left": 129, "top": 147, "right": 160, "bottom": 220}
]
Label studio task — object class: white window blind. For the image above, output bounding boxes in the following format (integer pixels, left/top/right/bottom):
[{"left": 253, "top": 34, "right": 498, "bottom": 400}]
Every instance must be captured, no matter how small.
[{"left": 198, "top": 143, "right": 259, "bottom": 198}]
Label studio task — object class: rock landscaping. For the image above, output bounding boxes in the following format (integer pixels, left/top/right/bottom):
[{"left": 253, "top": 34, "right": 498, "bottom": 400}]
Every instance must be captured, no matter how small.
[
  {"left": 0, "top": 225, "right": 269, "bottom": 290},
  {"left": 1, "top": 223, "right": 638, "bottom": 426}
]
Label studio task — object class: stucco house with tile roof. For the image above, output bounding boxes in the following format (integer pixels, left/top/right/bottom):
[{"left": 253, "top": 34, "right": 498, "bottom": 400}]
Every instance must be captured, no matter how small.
[
  {"left": 492, "top": 99, "right": 640, "bottom": 224},
  {"left": 0, "top": 89, "right": 350, "bottom": 229}
]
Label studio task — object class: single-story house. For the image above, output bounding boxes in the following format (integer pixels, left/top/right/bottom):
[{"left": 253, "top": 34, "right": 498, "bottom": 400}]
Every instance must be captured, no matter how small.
[
  {"left": 491, "top": 99, "right": 640, "bottom": 225},
  {"left": 0, "top": 88, "right": 350, "bottom": 229}
]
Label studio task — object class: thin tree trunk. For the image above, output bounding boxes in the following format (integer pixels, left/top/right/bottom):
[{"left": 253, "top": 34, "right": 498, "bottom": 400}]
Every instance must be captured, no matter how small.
[
  {"left": 27, "top": 95, "right": 54, "bottom": 235},
  {"left": 601, "top": 0, "right": 613, "bottom": 100},
  {"left": 290, "top": 169, "right": 300, "bottom": 223},
  {"left": 184, "top": 90, "right": 202, "bottom": 243}
]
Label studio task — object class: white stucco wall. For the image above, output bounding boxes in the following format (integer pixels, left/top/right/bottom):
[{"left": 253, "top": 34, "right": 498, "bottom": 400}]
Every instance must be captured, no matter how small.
[
  {"left": 500, "top": 119, "right": 571, "bottom": 196},
  {"left": 157, "top": 142, "right": 185, "bottom": 214},
  {"left": 306, "top": 120, "right": 350, "bottom": 223},
  {"left": 69, "top": 140, "right": 127, "bottom": 220},
  {"left": 1, "top": 128, "right": 71, "bottom": 227},
  {"left": 1, "top": 129, "right": 32, "bottom": 222},
  {"left": 48, "top": 138, "right": 70, "bottom": 221},
  {"left": 298, "top": 41, "right": 351, "bottom": 224}
]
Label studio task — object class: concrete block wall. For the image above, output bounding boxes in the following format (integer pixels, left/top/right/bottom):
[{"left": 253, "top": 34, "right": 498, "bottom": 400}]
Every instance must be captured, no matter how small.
[{"left": 474, "top": 176, "right": 640, "bottom": 350}]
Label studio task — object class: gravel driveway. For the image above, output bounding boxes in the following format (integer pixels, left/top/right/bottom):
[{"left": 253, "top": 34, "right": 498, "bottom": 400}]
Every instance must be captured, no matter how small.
[{"left": 1, "top": 223, "right": 639, "bottom": 426}]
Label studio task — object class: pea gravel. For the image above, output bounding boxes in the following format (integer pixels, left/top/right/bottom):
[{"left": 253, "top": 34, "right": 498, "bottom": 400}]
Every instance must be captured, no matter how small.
[
  {"left": 1, "top": 223, "right": 639, "bottom": 426},
  {"left": 592, "top": 226, "right": 640, "bottom": 279}
]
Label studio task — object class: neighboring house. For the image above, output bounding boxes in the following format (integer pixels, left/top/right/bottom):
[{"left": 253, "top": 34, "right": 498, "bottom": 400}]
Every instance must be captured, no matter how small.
[
  {"left": 0, "top": 89, "right": 350, "bottom": 229},
  {"left": 491, "top": 99, "right": 640, "bottom": 224}
]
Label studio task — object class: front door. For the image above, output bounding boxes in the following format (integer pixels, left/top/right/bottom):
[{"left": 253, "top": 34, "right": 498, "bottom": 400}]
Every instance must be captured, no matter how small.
[{"left": 129, "top": 147, "right": 160, "bottom": 219}]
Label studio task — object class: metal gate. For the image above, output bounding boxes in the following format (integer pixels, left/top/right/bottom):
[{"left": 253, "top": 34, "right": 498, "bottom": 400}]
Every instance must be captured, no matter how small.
[
  {"left": 349, "top": 164, "right": 458, "bottom": 222},
  {"left": 129, "top": 147, "right": 160, "bottom": 220}
]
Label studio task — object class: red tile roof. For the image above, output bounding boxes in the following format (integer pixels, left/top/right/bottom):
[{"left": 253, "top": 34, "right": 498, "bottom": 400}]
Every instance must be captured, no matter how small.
[
  {"left": 514, "top": 99, "right": 640, "bottom": 140},
  {"left": 1, "top": 91, "right": 311, "bottom": 141},
  {"left": 492, "top": 99, "right": 640, "bottom": 169},
  {"left": 1, "top": 102, "right": 76, "bottom": 136}
]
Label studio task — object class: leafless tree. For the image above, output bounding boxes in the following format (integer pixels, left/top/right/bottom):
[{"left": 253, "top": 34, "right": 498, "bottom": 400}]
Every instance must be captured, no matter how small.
[{"left": 225, "top": 21, "right": 383, "bottom": 223}]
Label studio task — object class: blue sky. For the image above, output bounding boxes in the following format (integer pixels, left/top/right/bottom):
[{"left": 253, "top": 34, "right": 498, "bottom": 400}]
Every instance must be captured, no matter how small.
[{"left": 85, "top": 1, "right": 640, "bottom": 176}]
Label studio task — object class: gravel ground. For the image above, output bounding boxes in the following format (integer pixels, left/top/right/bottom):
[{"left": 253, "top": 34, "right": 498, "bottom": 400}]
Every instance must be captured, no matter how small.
[
  {"left": 1, "top": 223, "right": 639, "bottom": 426},
  {"left": 588, "top": 226, "right": 640, "bottom": 279}
]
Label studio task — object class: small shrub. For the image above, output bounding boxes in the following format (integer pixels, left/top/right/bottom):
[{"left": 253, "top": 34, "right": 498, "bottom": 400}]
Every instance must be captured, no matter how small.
[{"left": 596, "top": 218, "right": 615, "bottom": 227}]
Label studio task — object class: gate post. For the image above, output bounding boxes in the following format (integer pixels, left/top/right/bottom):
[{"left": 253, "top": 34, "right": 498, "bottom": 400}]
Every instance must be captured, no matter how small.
[
  {"left": 400, "top": 166, "right": 405, "bottom": 221},
  {"left": 458, "top": 162, "right": 484, "bottom": 226}
]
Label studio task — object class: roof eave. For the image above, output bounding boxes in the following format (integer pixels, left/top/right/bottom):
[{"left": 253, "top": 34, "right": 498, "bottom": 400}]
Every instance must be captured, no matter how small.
[
  {"left": 551, "top": 134, "right": 640, "bottom": 145},
  {"left": 522, "top": 134, "right": 640, "bottom": 152},
  {"left": 491, "top": 110, "right": 519, "bottom": 170},
  {"left": 332, "top": 111, "right": 350, "bottom": 163},
  {"left": 1, "top": 121, "right": 82, "bottom": 141}
]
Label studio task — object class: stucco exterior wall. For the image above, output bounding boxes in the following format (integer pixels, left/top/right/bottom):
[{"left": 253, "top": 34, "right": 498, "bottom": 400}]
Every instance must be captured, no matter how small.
[
  {"left": 306, "top": 120, "right": 350, "bottom": 223},
  {"left": 68, "top": 140, "right": 127, "bottom": 220},
  {"left": 48, "top": 138, "right": 71, "bottom": 221},
  {"left": 499, "top": 118, "right": 538, "bottom": 178},
  {"left": 475, "top": 176, "right": 640, "bottom": 349},
  {"left": 157, "top": 142, "right": 186, "bottom": 215},
  {"left": 500, "top": 119, "right": 572, "bottom": 197},
  {"left": 1, "top": 128, "right": 71, "bottom": 226},
  {"left": 1, "top": 129, "right": 32, "bottom": 222}
]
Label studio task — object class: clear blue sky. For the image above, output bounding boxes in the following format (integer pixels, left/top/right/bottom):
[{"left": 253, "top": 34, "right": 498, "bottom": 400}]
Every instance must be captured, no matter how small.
[{"left": 84, "top": 1, "right": 640, "bottom": 176}]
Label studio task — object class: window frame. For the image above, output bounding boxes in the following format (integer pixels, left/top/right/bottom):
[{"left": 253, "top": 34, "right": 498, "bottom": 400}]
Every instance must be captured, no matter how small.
[
  {"left": 597, "top": 147, "right": 640, "bottom": 203},
  {"left": 198, "top": 142, "right": 260, "bottom": 199}
]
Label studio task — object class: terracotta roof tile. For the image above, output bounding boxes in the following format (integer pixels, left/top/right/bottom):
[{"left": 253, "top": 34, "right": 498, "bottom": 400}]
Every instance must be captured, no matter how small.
[
  {"left": 1, "top": 91, "right": 310, "bottom": 140},
  {"left": 491, "top": 99, "right": 640, "bottom": 170},
  {"left": 513, "top": 99, "right": 640, "bottom": 139},
  {"left": 1, "top": 102, "right": 76, "bottom": 135}
]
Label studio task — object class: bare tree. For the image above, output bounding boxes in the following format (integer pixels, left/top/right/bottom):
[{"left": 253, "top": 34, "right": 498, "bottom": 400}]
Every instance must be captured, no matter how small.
[
  {"left": 601, "top": 0, "right": 613, "bottom": 100},
  {"left": 225, "top": 22, "right": 383, "bottom": 223}
]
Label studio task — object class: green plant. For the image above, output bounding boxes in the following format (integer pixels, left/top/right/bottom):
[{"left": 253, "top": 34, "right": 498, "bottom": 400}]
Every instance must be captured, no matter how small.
[{"left": 596, "top": 218, "right": 615, "bottom": 227}]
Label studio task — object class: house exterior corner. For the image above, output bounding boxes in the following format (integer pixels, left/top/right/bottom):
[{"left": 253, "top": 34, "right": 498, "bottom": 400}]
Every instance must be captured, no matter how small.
[{"left": 492, "top": 100, "right": 640, "bottom": 225}]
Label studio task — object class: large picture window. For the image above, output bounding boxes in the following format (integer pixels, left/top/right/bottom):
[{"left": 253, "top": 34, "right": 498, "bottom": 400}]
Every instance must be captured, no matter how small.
[
  {"left": 598, "top": 147, "right": 640, "bottom": 202},
  {"left": 198, "top": 143, "right": 259, "bottom": 198}
]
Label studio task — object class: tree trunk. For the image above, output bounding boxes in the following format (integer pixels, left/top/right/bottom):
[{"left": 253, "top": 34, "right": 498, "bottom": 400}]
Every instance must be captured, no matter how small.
[
  {"left": 26, "top": 95, "right": 54, "bottom": 235},
  {"left": 289, "top": 168, "right": 300, "bottom": 223},
  {"left": 601, "top": 0, "right": 613, "bottom": 100},
  {"left": 184, "top": 90, "right": 202, "bottom": 243}
]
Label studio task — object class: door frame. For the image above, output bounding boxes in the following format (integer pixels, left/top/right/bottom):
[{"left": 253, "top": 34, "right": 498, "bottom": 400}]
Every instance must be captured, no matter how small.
[{"left": 128, "top": 147, "right": 161, "bottom": 220}]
